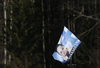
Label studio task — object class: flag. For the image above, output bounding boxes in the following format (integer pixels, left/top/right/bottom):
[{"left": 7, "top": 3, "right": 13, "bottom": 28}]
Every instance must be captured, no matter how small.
[{"left": 52, "top": 26, "right": 81, "bottom": 63}]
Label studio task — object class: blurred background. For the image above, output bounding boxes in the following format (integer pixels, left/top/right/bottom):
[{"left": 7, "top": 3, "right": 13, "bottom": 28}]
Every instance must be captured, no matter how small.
[{"left": 0, "top": 0, "right": 100, "bottom": 68}]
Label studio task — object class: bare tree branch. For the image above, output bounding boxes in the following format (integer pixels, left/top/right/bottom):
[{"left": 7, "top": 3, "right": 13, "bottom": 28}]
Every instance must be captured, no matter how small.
[
  {"left": 65, "top": 3, "right": 100, "bottom": 39},
  {"left": 66, "top": 3, "right": 100, "bottom": 21},
  {"left": 78, "top": 21, "right": 100, "bottom": 39}
]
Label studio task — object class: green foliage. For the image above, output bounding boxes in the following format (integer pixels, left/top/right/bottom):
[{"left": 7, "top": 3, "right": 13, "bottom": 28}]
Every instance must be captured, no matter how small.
[
  {"left": 1, "top": 0, "right": 99, "bottom": 68},
  {"left": 6, "top": 0, "right": 43, "bottom": 68}
]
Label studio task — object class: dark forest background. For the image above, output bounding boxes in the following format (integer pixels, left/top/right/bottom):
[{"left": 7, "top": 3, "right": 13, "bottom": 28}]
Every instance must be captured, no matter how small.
[{"left": 0, "top": 0, "right": 100, "bottom": 68}]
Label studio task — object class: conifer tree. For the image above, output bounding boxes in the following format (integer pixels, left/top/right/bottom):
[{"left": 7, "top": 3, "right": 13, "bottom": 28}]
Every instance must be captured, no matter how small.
[{"left": 6, "top": 0, "right": 43, "bottom": 68}]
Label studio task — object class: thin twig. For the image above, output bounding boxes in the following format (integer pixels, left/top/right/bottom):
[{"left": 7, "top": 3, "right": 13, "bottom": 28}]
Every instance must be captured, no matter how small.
[
  {"left": 66, "top": 3, "right": 100, "bottom": 21},
  {"left": 79, "top": 21, "right": 100, "bottom": 39},
  {"left": 66, "top": 4, "right": 100, "bottom": 39}
]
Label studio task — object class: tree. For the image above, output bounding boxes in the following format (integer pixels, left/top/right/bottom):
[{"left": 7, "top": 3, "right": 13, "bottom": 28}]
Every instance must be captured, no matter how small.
[
  {"left": 1, "top": 0, "right": 100, "bottom": 68},
  {"left": 43, "top": 0, "right": 100, "bottom": 68},
  {"left": 4, "top": 0, "right": 43, "bottom": 68}
]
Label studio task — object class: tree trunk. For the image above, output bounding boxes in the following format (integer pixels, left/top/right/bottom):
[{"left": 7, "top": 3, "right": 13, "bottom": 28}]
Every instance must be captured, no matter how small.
[
  {"left": 41, "top": 0, "right": 46, "bottom": 68},
  {"left": 3, "top": 0, "right": 7, "bottom": 68},
  {"left": 24, "top": 55, "right": 29, "bottom": 68}
]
